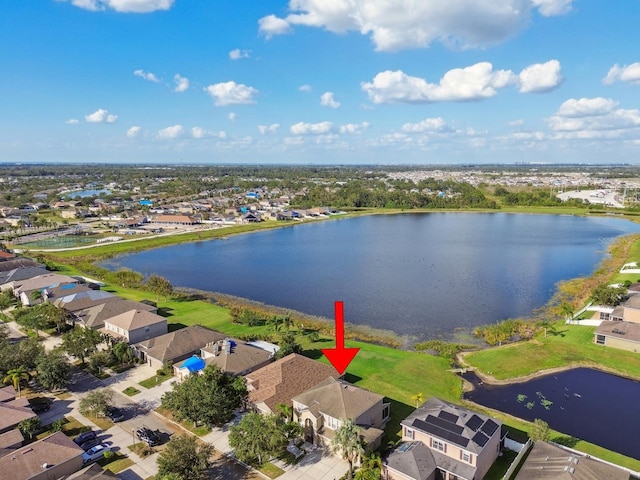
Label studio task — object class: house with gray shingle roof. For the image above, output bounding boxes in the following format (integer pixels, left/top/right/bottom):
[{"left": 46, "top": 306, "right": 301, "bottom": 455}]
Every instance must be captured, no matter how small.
[
  {"left": 133, "top": 325, "right": 226, "bottom": 369},
  {"left": 594, "top": 292, "right": 640, "bottom": 352},
  {"left": 0, "top": 431, "right": 84, "bottom": 480},
  {"left": 246, "top": 353, "right": 340, "bottom": 415},
  {"left": 292, "top": 377, "right": 390, "bottom": 451},
  {"left": 0, "top": 387, "right": 37, "bottom": 434},
  {"left": 73, "top": 298, "right": 157, "bottom": 330},
  {"left": 390, "top": 397, "right": 502, "bottom": 480}
]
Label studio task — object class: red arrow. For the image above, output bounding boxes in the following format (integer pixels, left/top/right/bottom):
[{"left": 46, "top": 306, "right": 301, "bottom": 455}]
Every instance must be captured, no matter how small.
[{"left": 322, "top": 301, "right": 360, "bottom": 375}]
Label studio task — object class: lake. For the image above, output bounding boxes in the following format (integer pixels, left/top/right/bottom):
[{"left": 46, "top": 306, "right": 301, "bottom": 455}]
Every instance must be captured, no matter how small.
[
  {"left": 102, "top": 213, "right": 640, "bottom": 340},
  {"left": 463, "top": 367, "right": 640, "bottom": 459}
]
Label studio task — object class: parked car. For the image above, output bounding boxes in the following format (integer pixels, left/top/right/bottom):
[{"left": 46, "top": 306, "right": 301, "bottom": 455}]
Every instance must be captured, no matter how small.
[
  {"left": 105, "top": 406, "right": 124, "bottom": 422},
  {"left": 136, "top": 426, "right": 160, "bottom": 446},
  {"left": 82, "top": 444, "right": 110, "bottom": 464},
  {"left": 74, "top": 430, "right": 97, "bottom": 445},
  {"left": 30, "top": 401, "right": 50, "bottom": 413},
  {"left": 80, "top": 438, "right": 101, "bottom": 451}
]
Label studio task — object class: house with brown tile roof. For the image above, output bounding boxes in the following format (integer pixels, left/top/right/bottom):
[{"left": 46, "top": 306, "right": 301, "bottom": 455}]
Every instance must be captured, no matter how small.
[
  {"left": 292, "top": 377, "right": 390, "bottom": 451},
  {"left": 73, "top": 298, "right": 156, "bottom": 330},
  {"left": 515, "top": 441, "right": 630, "bottom": 480},
  {"left": 0, "top": 431, "right": 84, "bottom": 480},
  {"left": 133, "top": 325, "right": 226, "bottom": 369},
  {"left": 246, "top": 353, "right": 340, "bottom": 415},
  {"left": 102, "top": 309, "right": 168, "bottom": 344}
]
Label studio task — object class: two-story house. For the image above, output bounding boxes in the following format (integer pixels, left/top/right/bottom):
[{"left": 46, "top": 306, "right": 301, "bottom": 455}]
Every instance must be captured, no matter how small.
[
  {"left": 386, "top": 397, "right": 502, "bottom": 480},
  {"left": 595, "top": 293, "right": 640, "bottom": 352},
  {"left": 292, "top": 377, "right": 390, "bottom": 451}
]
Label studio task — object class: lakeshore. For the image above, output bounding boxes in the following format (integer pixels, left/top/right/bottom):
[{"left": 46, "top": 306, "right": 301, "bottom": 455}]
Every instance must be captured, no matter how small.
[{"left": 34, "top": 208, "right": 640, "bottom": 469}]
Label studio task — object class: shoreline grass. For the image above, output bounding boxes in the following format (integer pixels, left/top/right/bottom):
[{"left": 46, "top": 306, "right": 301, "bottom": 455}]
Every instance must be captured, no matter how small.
[{"left": 31, "top": 207, "right": 640, "bottom": 469}]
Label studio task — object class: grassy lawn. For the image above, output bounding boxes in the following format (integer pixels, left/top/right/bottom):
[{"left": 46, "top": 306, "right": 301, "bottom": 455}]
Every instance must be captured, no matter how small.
[
  {"left": 123, "top": 386, "right": 141, "bottom": 396},
  {"left": 98, "top": 452, "right": 134, "bottom": 473},
  {"left": 258, "top": 462, "right": 285, "bottom": 479},
  {"left": 485, "top": 448, "right": 518, "bottom": 480},
  {"left": 464, "top": 322, "right": 640, "bottom": 381},
  {"left": 35, "top": 416, "right": 90, "bottom": 441},
  {"left": 154, "top": 406, "right": 211, "bottom": 436},
  {"left": 139, "top": 371, "right": 174, "bottom": 389},
  {"left": 87, "top": 413, "right": 114, "bottom": 431}
]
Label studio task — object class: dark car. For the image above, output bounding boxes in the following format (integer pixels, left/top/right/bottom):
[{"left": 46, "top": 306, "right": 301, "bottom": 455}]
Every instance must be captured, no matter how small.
[
  {"left": 80, "top": 438, "right": 101, "bottom": 451},
  {"left": 73, "top": 430, "right": 97, "bottom": 445},
  {"left": 30, "top": 402, "right": 50, "bottom": 413},
  {"left": 136, "top": 427, "right": 160, "bottom": 446},
  {"left": 105, "top": 406, "right": 125, "bottom": 422}
]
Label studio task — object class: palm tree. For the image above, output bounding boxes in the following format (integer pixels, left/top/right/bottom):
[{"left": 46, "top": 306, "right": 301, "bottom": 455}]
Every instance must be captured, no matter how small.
[
  {"left": 355, "top": 453, "right": 382, "bottom": 480},
  {"left": 3, "top": 366, "right": 31, "bottom": 398},
  {"left": 560, "top": 302, "right": 575, "bottom": 323},
  {"left": 331, "top": 419, "right": 365, "bottom": 480},
  {"left": 411, "top": 392, "right": 424, "bottom": 408}
]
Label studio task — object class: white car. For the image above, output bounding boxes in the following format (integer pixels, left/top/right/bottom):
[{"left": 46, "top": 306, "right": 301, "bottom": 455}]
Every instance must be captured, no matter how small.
[{"left": 82, "top": 444, "right": 110, "bottom": 464}]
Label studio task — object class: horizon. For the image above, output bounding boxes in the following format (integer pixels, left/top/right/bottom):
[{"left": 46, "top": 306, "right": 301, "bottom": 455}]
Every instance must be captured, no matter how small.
[{"left": 2, "top": 1, "right": 640, "bottom": 165}]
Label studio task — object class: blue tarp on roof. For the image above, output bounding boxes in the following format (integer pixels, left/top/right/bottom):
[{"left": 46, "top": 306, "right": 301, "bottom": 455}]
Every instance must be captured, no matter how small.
[{"left": 182, "top": 355, "right": 205, "bottom": 373}]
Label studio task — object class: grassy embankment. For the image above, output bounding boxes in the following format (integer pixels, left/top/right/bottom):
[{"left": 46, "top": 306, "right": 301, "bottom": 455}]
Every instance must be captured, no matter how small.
[{"left": 38, "top": 208, "right": 640, "bottom": 470}]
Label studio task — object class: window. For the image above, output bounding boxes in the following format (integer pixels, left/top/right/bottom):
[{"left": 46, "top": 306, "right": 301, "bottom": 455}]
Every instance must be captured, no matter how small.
[
  {"left": 326, "top": 416, "right": 341, "bottom": 430},
  {"left": 596, "top": 335, "right": 606, "bottom": 345},
  {"left": 600, "top": 312, "right": 609, "bottom": 321},
  {"left": 405, "top": 428, "right": 414, "bottom": 440},
  {"left": 432, "top": 439, "right": 445, "bottom": 452},
  {"left": 461, "top": 452, "right": 471, "bottom": 463},
  {"left": 382, "top": 405, "right": 390, "bottom": 420}
]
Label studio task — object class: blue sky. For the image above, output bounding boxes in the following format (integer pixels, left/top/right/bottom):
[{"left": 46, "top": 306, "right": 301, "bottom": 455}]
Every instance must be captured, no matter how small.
[{"left": 1, "top": 0, "right": 640, "bottom": 165}]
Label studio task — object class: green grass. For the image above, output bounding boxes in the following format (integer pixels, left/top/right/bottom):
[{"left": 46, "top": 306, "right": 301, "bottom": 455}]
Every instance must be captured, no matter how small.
[
  {"left": 123, "top": 386, "right": 141, "bottom": 396},
  {"left": 484, "top": 448, "right": 518, "bottom": 480},
  {"left": 139, "top": 371, "right": 174, "bottom": 389},
  {"left": 87, "top": 413, "right": 114, "bottom": 431},
  {"left": 258, "top": 462, "right": 285, "bottom": 479},
  {"left": 154, "top": 406, "right": 211, "bottom": 436},
  {"left": 98, "top": 452, "right": 134, "bottom": 473},
  {"left": 464, "top": 322, "right": 640, "bottom": 381},
  {"left": 36, "top": 416, "right": 89, "bottom": 441}
]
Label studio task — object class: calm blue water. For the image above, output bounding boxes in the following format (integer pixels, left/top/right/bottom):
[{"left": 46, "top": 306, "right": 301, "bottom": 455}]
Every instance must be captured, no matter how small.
[
  {"left": 65, "top": 189, "right": 111, "bottom": 198},
  {"left": 102, "top": 213, "right": 640, "bottom": 340},
  {"left": 464, "top": 367, "right": 640, "bottom": 459}
]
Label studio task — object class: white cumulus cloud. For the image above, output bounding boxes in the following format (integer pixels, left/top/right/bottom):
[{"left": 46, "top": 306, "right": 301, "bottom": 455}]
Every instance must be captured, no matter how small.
[
  {"left": 157, "top": 124, "right": 184, "bottom": 139},
  {"left": 62, "top": 0, "right": 174, "bottom": 13},
  {"left": 339, "top": 122, "right": 370, "bottom": 134},
  {"left": 229, "top": 49, "right": 251, "bottom": 60},
  {"left": 259, "top": 0, "right": 574, "bottom": 52},
  {"left": 228, "top": 113, "right": 236, "bottom": 122},
  {"left": 174, "top": 74, "right": 189, "bottom": 92},
  {"left": 299, "top": 84, "right": 312, "bottom": 92},
  {"left": 65, "top": 119, "right": 79, "bottom": 125},
  {"left": 518, "top": 60, "right": 563, "bottom": 93},
  {"left": 258, "top": 14, "right": 291, "bottom": 38},
  {"left": 126, "top": 126, "right": 141, "bottom": 137},
  {"left": 258, "top": 124, "right": 281, "bottom": 134},
  {"left": 402, "top": 117, "right": 449, "bottom": 133},
  {"left": 362, "top": 63, "right": 516, "bottom": 104},
  {"left": 603, "top": 63, "right": 640, "bottom": 85},
  {"left": 205, "top": 81, "right": 258, "bottom": 106},
  {"left": 320, "top": 92, "right": 341, "bottom": 108},
  {"left": 290, "top": 121, "right": 334, "bottom": 135},
  {"left": 85, "top": 109, "right": 118, "bottom": 123},
  {"left": 547, "top": 97, "right": 640, "bottom": 139},
  {"left": 134, "top": 69, "right": 160, "bottom": 82}
]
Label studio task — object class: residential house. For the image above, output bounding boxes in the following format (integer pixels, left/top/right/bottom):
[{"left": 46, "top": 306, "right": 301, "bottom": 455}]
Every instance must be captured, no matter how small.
[
  {"left": 0, "top": 251, "right": 16, "bottom": 262},
  {"left": 0, "top": 259, "right": 45, "bottom": 273},
  {"left": 0, "top": 386, "right": 37, "bottom": 434},
  {"left": 292, "top": 377, "right": 390, "bottom": 451},
  {"left": 152, "top": 214, "right": 200, "bottom": 225},
  {"left": 0, "top": 431, "right": 84, "bottom": 480},
  {"left": 42, "top": 282, "right": 94, "bottom": 303},
  {"left": 0, "top": 429, "right": 24, "bottom": 458},
  {"left": 173, "top": 338, "right": 276, "bottom": 380},
  {"left": 391, "top": 397, "right": 503, "bottom": 480},
  {"left": 515, "top": 441, "right": 629, "bottom": 480},
  {"left": 102, "top": 309, "right": 168, "bottom": 344},
  {"left": 246, "top": 353, "right": 340, "bottom": 415},
  {"left": 384, "top": 441, "right": 438, "bottom": 480},
  {"left": 73, "top": 298, "right": 157, "bottom": 330},
  {"left": 0, "top": 267, "right": 50, "bottom": 291},
  {"left": 133, "top": 325, "right": 226, "bottom": 369},
  {"left": 52, "top": 289, "right": 116, "bottom": 313},
  {"left": 12, "top": 273, "right": 79, "bottom": 306},
  {"left": 594, "top": 293, "right": 640, "bottom": 352}
]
